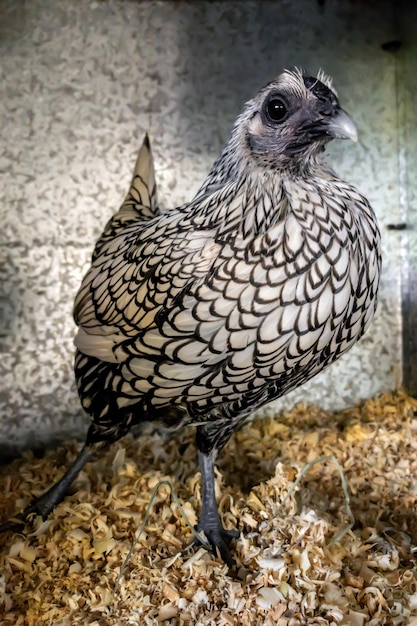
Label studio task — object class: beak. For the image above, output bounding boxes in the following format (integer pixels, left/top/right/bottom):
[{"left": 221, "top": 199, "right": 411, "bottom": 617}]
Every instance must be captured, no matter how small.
[{"left": 325, "top": 108, "right": 358, "bottom": 142}]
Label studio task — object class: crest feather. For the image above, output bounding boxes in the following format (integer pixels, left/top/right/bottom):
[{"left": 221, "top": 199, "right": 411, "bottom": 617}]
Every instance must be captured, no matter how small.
[
  {"left": 316, "top": 69, "right": 336, "bottom": 94},
  {"left": 282, "top": 67, "right": 336, "bottom": 96}
]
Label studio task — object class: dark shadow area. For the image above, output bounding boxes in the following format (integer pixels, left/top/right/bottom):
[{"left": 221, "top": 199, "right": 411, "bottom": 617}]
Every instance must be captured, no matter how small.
[{"left": 398, "top": 0, "right": 417, "bottom": 398}]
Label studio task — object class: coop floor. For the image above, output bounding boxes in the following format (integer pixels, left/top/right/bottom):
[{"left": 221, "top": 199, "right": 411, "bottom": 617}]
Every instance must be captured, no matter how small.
[{"left": 1, "top": 391, "right": 417, "bottom": 625}]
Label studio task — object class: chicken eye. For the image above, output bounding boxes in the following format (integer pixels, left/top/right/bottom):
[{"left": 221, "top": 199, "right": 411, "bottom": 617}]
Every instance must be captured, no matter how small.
[{"left": 266, "top": 98, "right": 287, "bottom": 122}]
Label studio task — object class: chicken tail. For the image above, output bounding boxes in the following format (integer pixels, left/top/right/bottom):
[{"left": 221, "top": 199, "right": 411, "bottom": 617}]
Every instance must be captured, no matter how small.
[
  {"left": 118, "top": 133, "right": 159, "bottom": 222},
  {"left": 88, "top": 134, "right": 159, "bottom": 263}
]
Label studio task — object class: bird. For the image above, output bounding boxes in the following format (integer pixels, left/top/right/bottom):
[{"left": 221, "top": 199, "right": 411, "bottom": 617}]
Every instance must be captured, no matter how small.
[{"left": 0, "top": 68, "right": 381, "bottom": 567}]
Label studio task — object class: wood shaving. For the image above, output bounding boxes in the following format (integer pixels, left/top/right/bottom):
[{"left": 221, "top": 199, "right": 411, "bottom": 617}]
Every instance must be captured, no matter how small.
[{"left": 1, "top": 390, "right": 417, "bottom": 625}]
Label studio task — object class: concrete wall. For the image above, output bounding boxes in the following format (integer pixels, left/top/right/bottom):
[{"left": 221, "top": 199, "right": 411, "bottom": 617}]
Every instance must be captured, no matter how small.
[
  {"left": 0, "top": 0, "right": 407, "bottom": 457},
  {"left": 398, "top": 1, "right": 417, "bottom": 394}
]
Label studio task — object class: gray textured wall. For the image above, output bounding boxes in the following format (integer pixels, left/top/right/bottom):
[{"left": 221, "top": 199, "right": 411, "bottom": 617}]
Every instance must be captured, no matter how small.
[
  {"left": 399, "top": 4, "right": 417, "bottom": 394},
  {"left": 0, "top": 0, "right": 408, "bottom": 457}
]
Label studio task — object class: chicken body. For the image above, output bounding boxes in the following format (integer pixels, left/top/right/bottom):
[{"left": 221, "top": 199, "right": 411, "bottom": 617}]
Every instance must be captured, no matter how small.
[{"left": 1, "top": 69, "right": 381, "bottom": 566}]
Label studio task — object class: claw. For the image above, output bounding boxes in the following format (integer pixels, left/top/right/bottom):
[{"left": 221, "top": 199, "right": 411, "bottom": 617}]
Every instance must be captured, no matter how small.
[
  {"left": 194, "top": 524, "right": 239, "bottom": 567},
  {"left": 0, "top": 515, "right": 27, "bottom": 534},
  {"left": 0, "top": 486, "right": 63, "bottom": 534},
  {"left": 0, "top": 446, "right": 92, "bottom": 536}
]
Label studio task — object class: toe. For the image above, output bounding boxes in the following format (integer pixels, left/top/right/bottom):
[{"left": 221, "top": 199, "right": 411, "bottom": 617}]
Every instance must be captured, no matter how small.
[{"left": 194, "top": 524, "right": 239, "bottom": 567}]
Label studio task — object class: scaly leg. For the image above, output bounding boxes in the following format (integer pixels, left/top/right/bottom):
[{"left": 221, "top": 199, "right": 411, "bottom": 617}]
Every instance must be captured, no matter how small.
[
  {"left": 0, "top": 445, "right": 93, "bottom": 533},
  {"left": 195, "top": 449, "right": 239, "bottom": 567}
]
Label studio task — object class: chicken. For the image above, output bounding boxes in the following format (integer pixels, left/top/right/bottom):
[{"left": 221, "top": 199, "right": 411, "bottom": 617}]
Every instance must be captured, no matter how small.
[{"left": 0, "top": 68, "right": 381, "bottom": 566}]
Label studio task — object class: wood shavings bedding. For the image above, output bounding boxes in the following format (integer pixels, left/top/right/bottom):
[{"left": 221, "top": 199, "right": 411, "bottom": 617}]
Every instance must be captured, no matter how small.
[{"left": 1, "top": 390, "right": 417, "bottom": 625}]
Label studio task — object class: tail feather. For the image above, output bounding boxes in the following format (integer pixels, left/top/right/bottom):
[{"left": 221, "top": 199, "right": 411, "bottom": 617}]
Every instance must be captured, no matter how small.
[
  {"left": 117, "top": 133, "right": 159, "bottom": 221},
  {"left": 90, "top": 134, "right": 159, "bottom": 262}
]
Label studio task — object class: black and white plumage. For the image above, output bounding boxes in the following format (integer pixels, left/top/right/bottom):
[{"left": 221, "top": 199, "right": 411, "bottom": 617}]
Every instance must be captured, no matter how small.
[{"left": 1, "top": 68, "right": 381, "bottom": 566}]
